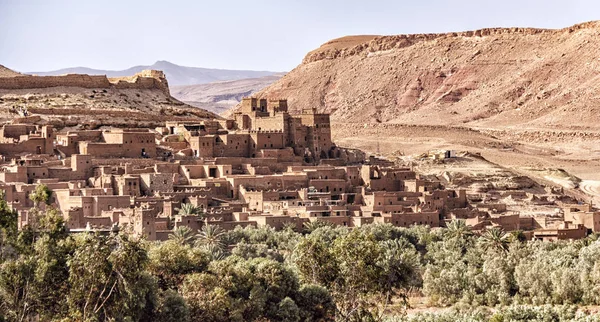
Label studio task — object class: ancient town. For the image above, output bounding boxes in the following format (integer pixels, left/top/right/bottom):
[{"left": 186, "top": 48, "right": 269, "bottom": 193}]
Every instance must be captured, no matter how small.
[{"left": 1, "top": 89, "right": 597, "bottom": 241}]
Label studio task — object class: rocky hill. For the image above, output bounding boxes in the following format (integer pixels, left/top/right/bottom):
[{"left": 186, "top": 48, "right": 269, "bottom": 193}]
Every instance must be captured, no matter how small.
[
  {"left": 30, "top": 60, "right": 281, "bottom": 86},
  {"left": 238, "top": 21, "right": 600, "bottom": 131},
  {"left": 0, "top": 65, "right": 22, "bottom": 77},
  {"left": 0, "top": 66, "right": 218, "bottom": 129},
  {"left": 171, "top": 74, "right": 283, "bottom": 115}
]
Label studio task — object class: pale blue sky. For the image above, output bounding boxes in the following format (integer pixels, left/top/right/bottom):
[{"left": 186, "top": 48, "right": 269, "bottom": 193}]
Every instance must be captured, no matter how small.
[{"left": 0, "top": 0, "right": 598, "bottom": 72}]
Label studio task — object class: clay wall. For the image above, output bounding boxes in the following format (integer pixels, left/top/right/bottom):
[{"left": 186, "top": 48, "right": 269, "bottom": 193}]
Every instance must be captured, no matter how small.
[
  {"left": 227, "top": 174, "right": 308, "bottom": 198},
  {"left": 189, "top": 136, "right": 215, "bottom": 158},
  {"left": 214, "top": 133, "right": 250, "bottom": 157},
  {"left": 116, "top": 176, "right": 141, "bottom": 196},
  {"left": 79, "top": 142, "right": 125, "bottom": 157},
  {"left": 489, "top": 213, "right": 521, "bottom": 231},
  {"left": 48, "top": 167, "right": 77, "bottom": 181},
  {"left": 0, "top": 74, "right": 111, "bottom": 89},
  {"left": 307, "top": 216, "right": 353, "bottom": 227},
  {"left": 26, "top": 166, "right": 49, "bottom": 182},
  {"left": 0, "top": 70, "right": 169, "bottom": 95},
  {"left": 140, "top": 173, "right": 176, "bottom": 195},
  {"left": 0, "top": 166, "right": 27, "bottom": 183},
  {"left": 309, "top": 179, "right": 348, "bottom": 195},
  {"left": 250, "top": 132, "right": 285, "bottom": 155},
  {"left": 252, "top": 114, "right": 288, "bottom": 131},
  {"left": 93, "top": 196, "right": 131, "bottom": 217},
  {"left": 155, "top": 163, "right": 179, "bottom": 174},
  {"left": 300, "top": 167, "right": 347, "bottom": 180},
  {"left": 0, "top": 124, "right": 37, "bottom": 139},
  {"left": 0, "top": 137, "right": 50, "bottom": 155},
  {"left": 249, "top": 215, "right": 305, "bottom": 231},
  {"left": 564, "top": 211, "right": 600, "bottom": 232},
  {"left": 375, "top": 211, "right": 440, "bottom": 227}
]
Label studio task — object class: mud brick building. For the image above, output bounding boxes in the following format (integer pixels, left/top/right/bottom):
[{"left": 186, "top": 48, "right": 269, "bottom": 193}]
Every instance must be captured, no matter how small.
[{"left": 1, "top": 97, "right": 596, "bottom": 241}]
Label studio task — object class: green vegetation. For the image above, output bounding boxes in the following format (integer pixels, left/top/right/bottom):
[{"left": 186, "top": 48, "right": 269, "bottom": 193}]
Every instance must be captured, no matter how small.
[{"left": 2, "top": 213, "right": 600, "bottom": 321}]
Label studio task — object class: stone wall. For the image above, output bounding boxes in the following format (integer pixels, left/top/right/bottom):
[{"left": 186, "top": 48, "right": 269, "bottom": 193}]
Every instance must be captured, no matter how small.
[{"left": 0, "top": 70, "right": 170, "bottom": 95}]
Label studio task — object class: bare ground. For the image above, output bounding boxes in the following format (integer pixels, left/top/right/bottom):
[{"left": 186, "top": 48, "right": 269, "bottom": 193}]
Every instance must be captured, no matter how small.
[{"left": 332, "top": 123, "right": 600, "bottom": 205}]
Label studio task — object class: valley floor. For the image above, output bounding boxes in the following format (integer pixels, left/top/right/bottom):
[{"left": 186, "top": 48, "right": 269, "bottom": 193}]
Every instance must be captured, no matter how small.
[{"left": 332, "top": 123, "right": 600, "bottom": 205}]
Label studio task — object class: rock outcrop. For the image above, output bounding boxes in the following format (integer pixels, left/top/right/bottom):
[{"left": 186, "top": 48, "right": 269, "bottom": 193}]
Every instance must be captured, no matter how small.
[{"left": 233, "top": 21, "right": 600, "bottom": 130}]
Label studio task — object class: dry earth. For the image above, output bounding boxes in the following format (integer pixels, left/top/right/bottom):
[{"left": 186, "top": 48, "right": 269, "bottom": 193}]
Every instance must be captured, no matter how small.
[{"left": 332, "top": 123, "right": 600, "bottom": 205}]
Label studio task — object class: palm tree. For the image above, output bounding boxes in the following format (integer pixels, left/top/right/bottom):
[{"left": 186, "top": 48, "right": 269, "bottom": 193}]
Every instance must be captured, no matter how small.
[
  {"left": 479, "top": 227, "right": 509, "bottom": 253},
  {"left": 195, "top": 224, "right": 226, "bottom": 251},
  {"left": 507, "top": 230, "right": 527, "bottom": 243},
  {"left": 445, "top": 219, "right": 472, "bottom": 240},
  {"left": 177, "top": 203, "right": 204, "bottom": 218},
  {"left": 168, "top": 226, "right": 195, "bottom": 245},
  {"left": 303, "top": 220, "right": 334, "bottom": 234}
]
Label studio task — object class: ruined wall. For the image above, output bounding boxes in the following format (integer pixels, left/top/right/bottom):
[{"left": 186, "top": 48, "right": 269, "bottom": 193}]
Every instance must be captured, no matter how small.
[
  {"left": 0, "top": 74, "right": 111, "bottom": 89},
  {"left": 0, "top": 137, "right": 50, "bottom": 155},
  {"left": 0, "top": 70, "right": 170, "bottom": 95}
]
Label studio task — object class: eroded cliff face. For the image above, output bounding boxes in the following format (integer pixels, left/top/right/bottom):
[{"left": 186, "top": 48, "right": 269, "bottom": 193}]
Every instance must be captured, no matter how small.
[{"left": 240, "top": 21, "right": 600, "bottom": 130}]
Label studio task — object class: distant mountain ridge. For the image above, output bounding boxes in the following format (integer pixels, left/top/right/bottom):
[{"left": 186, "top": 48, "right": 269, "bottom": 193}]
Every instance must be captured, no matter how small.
[
  {"left": 29, "top": 60, "right": 281, "bottom": 86},
  {"left": 171, "top": 74, "right": 284, "bottom": 115}
]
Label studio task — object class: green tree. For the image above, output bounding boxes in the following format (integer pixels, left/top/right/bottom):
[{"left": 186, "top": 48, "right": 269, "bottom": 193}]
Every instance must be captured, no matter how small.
[
  {"left": 177, "top": 203, "right": 204, "bottom": 217},
  {"left": 28, "top": 184, "right": 52, "bottom": 206},
  {"left": 0, "top": 207, "right": 71, "bottom": 320},
  {"left": 195, "top": 224, "right": 226, "bottom": 257},
  {"left": 294, "top": 228, "right": 419, "bottom": 320},
  {"left": 303, "top": 220, "right": 334, "bottom": 234},
  {"left": 168, "top": 226, "right": 195, "bottom": 246},
  {"left": 479, "top": 227, "right": 509, "bottom": 253},
  {"left": 147, "top": 240, "right": 210, "bottom": 290},
  {"left": 155, "top": 289, "right": 191, "bottom": 322},
  {"left": 295, "top": 284, "right": 335, "bottom": 321},
  {"left": 445, "top": 219, "right": 472, "bottom": 240},
  {"left": 66, "top": 233, "right": 157, "bottom": 321}
]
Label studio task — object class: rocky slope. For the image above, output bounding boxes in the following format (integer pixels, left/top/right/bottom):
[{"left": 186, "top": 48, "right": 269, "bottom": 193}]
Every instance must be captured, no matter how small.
[
  {"left": 171, "top": 74, "right": 283, "bottom": 115},
  {"left": 0, "top": 65, "right": 22, "bottom": 77},
  {"left": 30, "top": 60, "right": 280, "bottom": 86},
  {"left": 0, "top": 66, "right": 218, "bottom": 129},
  {"left": 238, "top": 21, "right": 600, "bottom": 130}
]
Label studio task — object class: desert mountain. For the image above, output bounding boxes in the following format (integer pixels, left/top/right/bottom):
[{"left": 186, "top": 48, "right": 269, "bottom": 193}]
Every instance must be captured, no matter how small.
[
  {"left": 29, "top": 60, "right": 280, "bottom": 86},
  {"left": 238, "top": 21, "right": 600, "bottom": 130},
  {"left": 0, "top": 65, "right": 218, "bottom": 129},
  {"left": 171, "top": 74, "right": 284, "bottom": 115},
  {"left": 0, "top": 64, "right": 23, "bottom": 77}
]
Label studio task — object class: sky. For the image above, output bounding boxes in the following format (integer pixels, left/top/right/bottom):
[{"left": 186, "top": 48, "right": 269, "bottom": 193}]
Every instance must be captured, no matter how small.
[{"left": 0, "top": 0, "right": 598, "bottom": 73}]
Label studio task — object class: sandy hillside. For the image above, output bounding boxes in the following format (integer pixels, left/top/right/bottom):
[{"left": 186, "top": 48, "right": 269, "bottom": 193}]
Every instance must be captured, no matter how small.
[
  {"left": 0, "top": 65, "right": 218, "bottom": 129},
  {"left": 0, "top": 65, "right": 22, "bottom": 77},
  {"left": 231, "top": 21, "right": 600, "bottom": 131}
]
